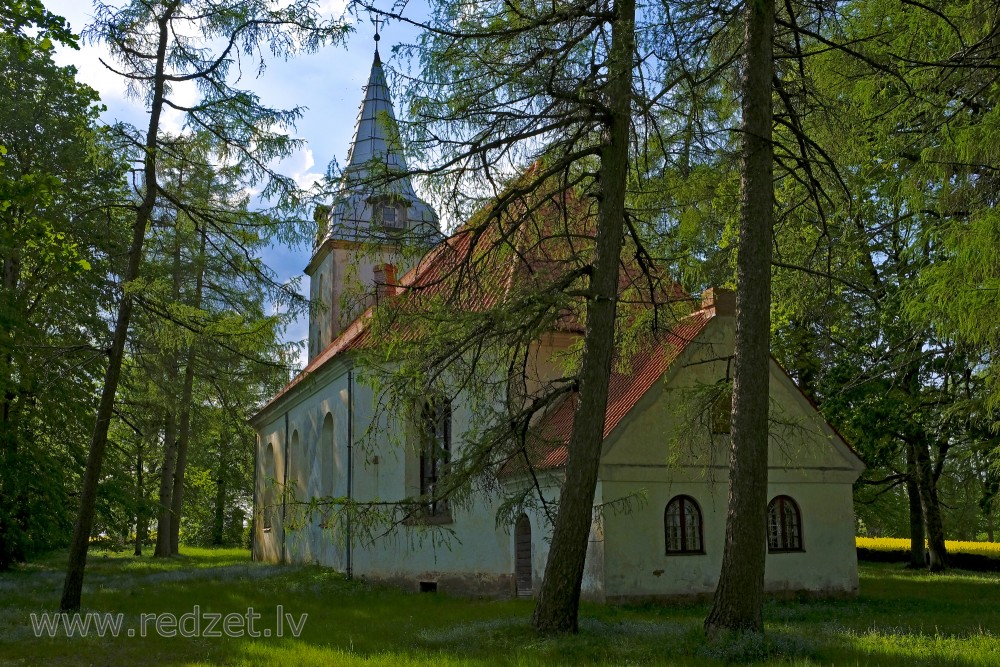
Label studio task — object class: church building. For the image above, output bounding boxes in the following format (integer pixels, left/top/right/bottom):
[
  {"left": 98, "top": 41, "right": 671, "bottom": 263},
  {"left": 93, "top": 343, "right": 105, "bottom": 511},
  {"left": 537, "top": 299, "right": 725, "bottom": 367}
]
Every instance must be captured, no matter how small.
[{"left": 250, "top": 43, "right": 865, "bottom": 601}]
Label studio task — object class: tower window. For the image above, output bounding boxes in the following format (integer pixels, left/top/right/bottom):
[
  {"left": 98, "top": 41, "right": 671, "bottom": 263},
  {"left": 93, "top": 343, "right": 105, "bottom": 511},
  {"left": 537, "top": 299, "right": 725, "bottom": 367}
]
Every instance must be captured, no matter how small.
[{"left": 380, "top": 203, "right": 407, "bottom": 230}]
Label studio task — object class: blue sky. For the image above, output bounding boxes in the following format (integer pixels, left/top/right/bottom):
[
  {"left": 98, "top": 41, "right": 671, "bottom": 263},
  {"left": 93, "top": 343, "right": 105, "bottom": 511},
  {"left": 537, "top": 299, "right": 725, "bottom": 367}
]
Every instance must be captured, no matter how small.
[{"left": 44, "top": 0, "right": 428, "bottom": 369}]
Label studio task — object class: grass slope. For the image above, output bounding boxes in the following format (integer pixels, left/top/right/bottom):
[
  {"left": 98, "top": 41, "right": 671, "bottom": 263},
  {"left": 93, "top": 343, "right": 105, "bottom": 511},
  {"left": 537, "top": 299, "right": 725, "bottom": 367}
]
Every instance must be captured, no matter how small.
[{"left": 0, "top": 548, "right": 998, "bottom": 666}]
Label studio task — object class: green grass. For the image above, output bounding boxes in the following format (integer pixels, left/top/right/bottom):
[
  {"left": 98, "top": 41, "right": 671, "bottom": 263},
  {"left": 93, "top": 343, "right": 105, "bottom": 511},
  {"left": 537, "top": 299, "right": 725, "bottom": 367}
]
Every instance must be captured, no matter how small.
[{"left": 1, "top": 549, "right": 998, "bottom": 666}]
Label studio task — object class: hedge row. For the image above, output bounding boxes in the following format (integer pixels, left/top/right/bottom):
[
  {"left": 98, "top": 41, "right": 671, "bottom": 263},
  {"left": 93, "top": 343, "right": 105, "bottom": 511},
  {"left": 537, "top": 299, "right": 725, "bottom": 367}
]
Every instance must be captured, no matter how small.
[{"left": 856, "top": 536, "right": 1000, "bottom": 572}]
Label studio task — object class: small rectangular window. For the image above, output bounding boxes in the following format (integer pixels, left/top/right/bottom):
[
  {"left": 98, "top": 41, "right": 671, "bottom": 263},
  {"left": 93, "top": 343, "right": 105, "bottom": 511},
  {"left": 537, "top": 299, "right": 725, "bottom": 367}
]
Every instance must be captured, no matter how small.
[{"left": 383, "top": 205, "right": 396, "bottom": 226}]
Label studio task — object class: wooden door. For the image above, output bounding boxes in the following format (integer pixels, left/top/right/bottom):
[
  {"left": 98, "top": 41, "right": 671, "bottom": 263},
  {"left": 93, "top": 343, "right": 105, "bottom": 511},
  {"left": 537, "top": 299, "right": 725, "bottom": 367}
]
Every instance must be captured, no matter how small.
[{"left": 515, "top": 514, "right": 532, "bottom": 597}]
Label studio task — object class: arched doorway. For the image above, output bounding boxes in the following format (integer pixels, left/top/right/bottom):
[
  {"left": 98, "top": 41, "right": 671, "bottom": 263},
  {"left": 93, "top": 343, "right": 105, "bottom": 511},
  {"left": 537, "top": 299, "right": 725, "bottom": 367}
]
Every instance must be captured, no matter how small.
[{"left": 515, "top": 514, "right": 532, "bottom": 597}]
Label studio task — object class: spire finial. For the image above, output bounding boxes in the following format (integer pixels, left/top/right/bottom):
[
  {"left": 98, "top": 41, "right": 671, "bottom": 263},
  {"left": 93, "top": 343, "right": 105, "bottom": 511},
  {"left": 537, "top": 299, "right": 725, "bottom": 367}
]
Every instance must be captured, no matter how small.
[{"left": 372, "top": 15, "right": 383, "bottom": 62}]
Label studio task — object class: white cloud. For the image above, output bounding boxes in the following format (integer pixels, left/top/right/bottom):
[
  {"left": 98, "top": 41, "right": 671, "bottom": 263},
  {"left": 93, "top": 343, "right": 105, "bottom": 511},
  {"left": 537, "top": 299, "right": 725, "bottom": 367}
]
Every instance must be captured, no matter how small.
[
  {"left": 318, "top": 0, "right": 351, "bottom": 16},
  {"left": 286, "top": 146, "right": 326, "bottom": 190}
]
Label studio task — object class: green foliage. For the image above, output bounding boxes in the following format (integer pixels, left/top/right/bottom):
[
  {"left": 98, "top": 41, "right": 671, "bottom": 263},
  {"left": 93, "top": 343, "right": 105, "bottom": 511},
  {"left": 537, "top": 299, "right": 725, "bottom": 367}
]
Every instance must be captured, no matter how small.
[
  {"left": 0, "top": 30, "right": 128, "bottom": 568},
  {"left": 110, "top": 132, "right": 299, "bottom": 551},
  {"left": 738, "top": 0, "right": 1000, "bottom": 548},
  {"left": 0, "top": 0, "right": 78, "bottom": 48}
]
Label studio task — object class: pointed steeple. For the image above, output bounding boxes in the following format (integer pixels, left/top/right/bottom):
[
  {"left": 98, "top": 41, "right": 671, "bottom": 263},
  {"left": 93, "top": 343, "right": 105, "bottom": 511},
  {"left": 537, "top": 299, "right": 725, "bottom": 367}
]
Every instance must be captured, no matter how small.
[
  {"left": 343, "top": 50, "right": 406, "bottom": 176},
  {"left": 318, "top": 43, "right": 440, "bottom": 245},
  {"left": 304, "top": 35, "right": 441, "bottom": 360}
]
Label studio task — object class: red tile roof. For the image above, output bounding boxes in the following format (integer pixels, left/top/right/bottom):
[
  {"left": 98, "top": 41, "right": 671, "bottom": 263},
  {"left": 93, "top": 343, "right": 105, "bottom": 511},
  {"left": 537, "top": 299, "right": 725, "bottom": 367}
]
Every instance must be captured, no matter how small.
[
  {"left": 505, "top": 308, "right": 713, "bottom": 474},
  {"left": 254, "top": 185, "right": 685, "bottom": 420}
]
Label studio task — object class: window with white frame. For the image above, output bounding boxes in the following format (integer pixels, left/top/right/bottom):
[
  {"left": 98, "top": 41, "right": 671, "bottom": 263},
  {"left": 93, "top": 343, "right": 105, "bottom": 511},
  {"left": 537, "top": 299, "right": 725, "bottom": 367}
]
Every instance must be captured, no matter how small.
[
  {"left": 664, "top": 495, "right": 704, "bottom": 554},
  {"left": 767, "top": 495, "right": 803, "bottom": 552}
]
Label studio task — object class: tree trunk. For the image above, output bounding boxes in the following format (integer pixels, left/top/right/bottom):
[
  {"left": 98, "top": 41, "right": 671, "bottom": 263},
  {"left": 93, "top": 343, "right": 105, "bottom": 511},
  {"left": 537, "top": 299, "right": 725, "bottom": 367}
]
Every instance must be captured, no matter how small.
[
  {"left": 168, "top": 223, "right": 206, "bottom": 555},
  {"left": 134, "top": 436, "right": 145, "bottom": 556},
  {"left": 168, "top": 360, "right": 194, "bottom": 555},
  {"left": 59, "top": 213, "right": 150, "bottom": 602},
  {"left": 704, "top": 0, "right": 774, "bottom": 637},
  {"left": 155, "top": 220, "right": 186, "bottom": 557},
  {"left": 167, "top": 355, "right": 193, "bottom": 554},
  {"left": 59, "top": 1, "right": 177, "bottom": 613},
  {"left": 912, "top": 437, "right": 947, "bottom": 571},
  {"left": 905, "top": 445, "right": 925, "bottom": 568},
  {"left": 155, "top": 411, "right": 178, "bottom": 556},
  {"left": 213, "top": 429, "right": 230, "bottom": 546},
  {"left": 213, "top": 471, "right": 226, "bottom": 546},
  {"left": 529, "top": 0, "right": 634, "bottom": 635}
]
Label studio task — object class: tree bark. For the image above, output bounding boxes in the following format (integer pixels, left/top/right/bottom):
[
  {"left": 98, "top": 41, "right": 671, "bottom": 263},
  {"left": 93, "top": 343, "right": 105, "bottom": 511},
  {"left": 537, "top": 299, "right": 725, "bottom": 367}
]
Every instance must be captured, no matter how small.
[
  {"left": 60, "top": 2, "right": 177, "bottom": 612},
  {"left": 168, "top": 221, "right": 206, "bottom": 554},
  {"left": 155, "top": 213, "right": 186, "bottom": 557},
  {"left": 529, "top": 0, "right": 634, "bottom": 635},
  {"left": 154, "top": 410, "right": 178, "bottom": 556},
  {"left": 905, "top": 445, "right": 925, "bottom": 568},
  {"left": 912, "top": 437, "right": 947, "bottom": 571},
  {"left": 134, "top": 436, "right": 146, "bottom": 556},
  {"left": 0, "top": 250, "right": 20, "bottom": 569},
  {"left": 704, "top": 0, "right": 774, "bottom": 637},
  {"left": 168, "top": 356, "right": 195, "bottom": 554},
  {"left": 213, "top": 467, "right": 227, "bottom": 546}
]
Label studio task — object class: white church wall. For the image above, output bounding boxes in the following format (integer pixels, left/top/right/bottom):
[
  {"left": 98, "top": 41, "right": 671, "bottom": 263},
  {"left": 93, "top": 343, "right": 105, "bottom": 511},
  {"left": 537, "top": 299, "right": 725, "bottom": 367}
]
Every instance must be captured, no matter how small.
[
  {"left": 599, "top": 473, "right": 859, "bottom": 600},
  {"left": 347, "top": 381, "right": 519, "bottom": 596},
  {"left": 601, "top": 475, "right": 727, "bottom": 598},
  {"left": 594, "top": 314, "right": 862, "bottom": 600},
  {"left": 253, "top": 360, "right": 354, "bottom": 568},
  {"left": 255, "top": 310, "right": 862, "bottom": 600},
  {"left": 255, "top": 359, "right": 529, "bottom": 596}
]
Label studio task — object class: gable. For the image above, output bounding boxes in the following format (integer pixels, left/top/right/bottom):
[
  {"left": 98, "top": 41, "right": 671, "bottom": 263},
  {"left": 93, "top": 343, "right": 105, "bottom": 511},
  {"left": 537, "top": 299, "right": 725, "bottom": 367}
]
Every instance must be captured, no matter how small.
[
  {"left": 507, "top": 309, "right": 712, "bottom": 474},
  {"left": 599, "top": 315, "right": 864, "bottom": 477}
]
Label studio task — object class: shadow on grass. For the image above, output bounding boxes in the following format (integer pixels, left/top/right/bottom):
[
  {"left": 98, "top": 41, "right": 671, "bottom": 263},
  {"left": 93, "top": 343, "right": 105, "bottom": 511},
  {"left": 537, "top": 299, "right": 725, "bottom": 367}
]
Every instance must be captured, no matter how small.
[{"left": 1, "top": 555, "right": 997, "bottom": 666}]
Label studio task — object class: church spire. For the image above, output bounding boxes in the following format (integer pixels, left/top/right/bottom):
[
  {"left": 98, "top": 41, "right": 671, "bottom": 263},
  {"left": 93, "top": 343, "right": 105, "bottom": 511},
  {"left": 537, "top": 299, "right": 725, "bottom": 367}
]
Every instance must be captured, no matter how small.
[
  {"left": 316, "top": 28, "right": 440, "bottom": 245},
  {"left": 305, "top": 28, "right": 441, "bottom": 359},
  {"left": 342, "top": 42, "right": 406, "bottom": 176}
]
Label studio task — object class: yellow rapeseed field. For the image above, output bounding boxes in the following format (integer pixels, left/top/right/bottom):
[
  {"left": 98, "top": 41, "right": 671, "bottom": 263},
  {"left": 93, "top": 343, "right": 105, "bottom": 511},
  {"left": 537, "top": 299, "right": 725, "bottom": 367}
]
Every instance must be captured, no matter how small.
[{"left": 857, "top": 536, "right": 1000, "bottom": 558}]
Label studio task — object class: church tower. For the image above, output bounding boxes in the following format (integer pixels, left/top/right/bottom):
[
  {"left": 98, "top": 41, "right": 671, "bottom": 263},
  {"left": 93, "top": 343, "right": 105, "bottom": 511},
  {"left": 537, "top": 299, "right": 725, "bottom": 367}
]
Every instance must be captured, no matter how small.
[{"left": 306, "top": 40, "right": 440, "bottom": 361}]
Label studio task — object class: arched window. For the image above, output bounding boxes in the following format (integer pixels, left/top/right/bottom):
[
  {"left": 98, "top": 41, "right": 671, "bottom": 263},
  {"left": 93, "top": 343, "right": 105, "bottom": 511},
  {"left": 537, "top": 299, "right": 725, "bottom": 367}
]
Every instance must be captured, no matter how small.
[
  {"left": 767, "top": 495, "right": 803, "bottom": 552},
  {"left": 711, "top": 389, "right": 732, "bottom": 434},
  {"left": 290, "top": 429, "right": 300, "bottom": 499},
  {"left": 262, "top": 442, "right": 276, "bottom": 531},
  {"left": 321, "top": 413, "right": 335, "bottom": 497},
  {"left": 664, "top": 495, "right": 703, "bottom": 554},
  {"left": 420, "top": 397, "right": 451, "bottom": 516}
]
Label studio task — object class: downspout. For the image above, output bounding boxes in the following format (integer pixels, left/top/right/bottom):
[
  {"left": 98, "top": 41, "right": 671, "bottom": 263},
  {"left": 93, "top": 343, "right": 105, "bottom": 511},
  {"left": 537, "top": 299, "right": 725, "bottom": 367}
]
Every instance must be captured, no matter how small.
[
  {"left": 346, "top": 368, "right": 354, "bottom": 579},
  {"left": 251, "top": 434, "right": 258, "bottom": 560},
  {"left": 282, "top": 412, "right": 289, "bottom": 563}
]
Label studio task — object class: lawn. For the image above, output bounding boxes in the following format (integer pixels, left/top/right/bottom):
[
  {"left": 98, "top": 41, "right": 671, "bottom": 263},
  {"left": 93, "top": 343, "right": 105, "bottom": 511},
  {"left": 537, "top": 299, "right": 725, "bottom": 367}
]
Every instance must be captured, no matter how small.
[{"left": 1, "top": 548, "right": 998, "bottom": 666}]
